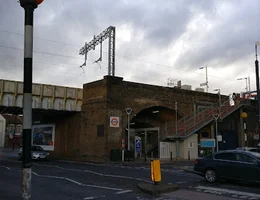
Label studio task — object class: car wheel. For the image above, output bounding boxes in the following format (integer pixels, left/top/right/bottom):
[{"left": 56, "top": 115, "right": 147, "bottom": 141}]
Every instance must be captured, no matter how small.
[{"left": 204, "top": 169, "right": 217, "bottom": 183}]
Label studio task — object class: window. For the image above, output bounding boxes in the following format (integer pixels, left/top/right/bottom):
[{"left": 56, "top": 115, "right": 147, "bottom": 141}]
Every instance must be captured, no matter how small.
[
  {"left": 31, "top": 146, "right": 44, "bottom": 151},
  {"left": 201, "top": 132, "right": 209, "bottom": 138},
  {"left": 237, "top": 153, "right": 258, "bottom": 164},
  {"left": 249, "top": 148, "right": 260, "bottom": 153},
  {"left": 214, "top": 152, "right": 237, "bottom": 161},
  {"left": 188, "top": 141, "right": 194, "bottom": 148},
  {"left": 97, "top": 125, "right": 104, "bottom": 137}
]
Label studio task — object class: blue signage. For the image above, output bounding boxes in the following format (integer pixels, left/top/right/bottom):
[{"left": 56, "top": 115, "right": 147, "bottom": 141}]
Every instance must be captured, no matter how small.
[
  {"left": 200, "top": 139, "right": 215, "bottom": 148},
  {"left": 136, "top": 140, "right": 141, "bottom": 152}
]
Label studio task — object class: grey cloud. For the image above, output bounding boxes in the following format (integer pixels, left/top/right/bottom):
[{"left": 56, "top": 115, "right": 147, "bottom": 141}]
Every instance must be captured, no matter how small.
[
  {"left": 0, "top": 0, "right": 259, "bottom": 95},
  {"left": 174, "top": 0, "right": 260, "bottom": 70}
]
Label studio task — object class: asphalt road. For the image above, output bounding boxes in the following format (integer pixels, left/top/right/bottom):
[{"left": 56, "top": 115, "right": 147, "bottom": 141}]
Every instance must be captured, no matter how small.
[{"left": 1, "top": 150, "right": 260, "bottom": 200}]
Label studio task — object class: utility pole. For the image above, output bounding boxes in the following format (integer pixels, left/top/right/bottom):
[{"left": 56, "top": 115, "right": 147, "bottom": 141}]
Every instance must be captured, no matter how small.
[{"left": 19, "top": 0, "right": 43, "bottom": 199}]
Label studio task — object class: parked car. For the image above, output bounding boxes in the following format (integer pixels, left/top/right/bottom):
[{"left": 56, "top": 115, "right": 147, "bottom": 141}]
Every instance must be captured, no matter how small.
[
  {"left": 19, "top": 145, "right": 49, "bottom": 161},
  {"left": 194, "top": 150, "right": 260, "bottom": 183},
  {"left": 236, "top": 147, "right": 260, "bottom": 153}
]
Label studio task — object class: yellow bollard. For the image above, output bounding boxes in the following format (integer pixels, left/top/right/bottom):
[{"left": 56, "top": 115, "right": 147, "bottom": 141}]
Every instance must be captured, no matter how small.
[{"left": 150, "top": 160, "right": 161, "bottom": 184}]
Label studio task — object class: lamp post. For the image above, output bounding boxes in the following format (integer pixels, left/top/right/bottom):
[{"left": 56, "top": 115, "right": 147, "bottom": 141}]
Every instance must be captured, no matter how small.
[
  {"left": 199, "top": 66, "right": 209, "bottom": 93},
  {"left": 175, "top": 102, "right": 179, "bottom": 158},
  {"left": 214, "top": 89, "right": 221, "bottom": 119},
  {"left": 237, "top": 77, "right": 250, "bottom": 94},
  {"left": 214, "top": 89, "right": 221, "bottom": 152},
  {"left": 255, "top": 42, "right": 260, "bottom": 144},
  {"left": 19, "top": 0, "right": 43, "bottom": 199}
]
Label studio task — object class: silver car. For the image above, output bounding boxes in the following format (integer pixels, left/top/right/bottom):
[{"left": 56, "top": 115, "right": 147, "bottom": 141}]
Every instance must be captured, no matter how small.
[{"left": 19, "top": 145, "right": 50, "bottom": 161}]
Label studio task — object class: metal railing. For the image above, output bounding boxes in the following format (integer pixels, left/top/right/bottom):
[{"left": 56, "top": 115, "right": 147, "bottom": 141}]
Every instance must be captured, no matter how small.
[{"left": 161, "top": 97, "right": 247, "bottom": 139}]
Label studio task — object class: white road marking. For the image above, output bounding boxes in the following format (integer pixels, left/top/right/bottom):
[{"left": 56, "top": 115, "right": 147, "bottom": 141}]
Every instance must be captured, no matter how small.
[
  {"left": 195, "top": 186, "right": 260, "bottom": 198},
  {"left": 239, "top": 196, "right": 249, "bottom": 199},
  {"left": 81, "top": 184, "right": 122, "bottom": 191},
  {"left": 83, "top": 197, "right": 94, "bottom": 199},
  {"left": 83, "top": 169, "right": 152, "bottom": 183},
  {"left": 0, "top": 166, "right": 10, "bottom": 170},
  {"left": 33, "top": 162, "right": 152, "bottom": 183},
  {"left": 115, "top": 189, "right": 132, "bottom": 194},
  {"left": 32, "top": 172, "right": 123, "bottom": 191},
  {"left": 249, "top": 197, "right": 259, "bottom": 200},
  {"left": 58, "top": 160, "right": 107, "bottom": 166}
]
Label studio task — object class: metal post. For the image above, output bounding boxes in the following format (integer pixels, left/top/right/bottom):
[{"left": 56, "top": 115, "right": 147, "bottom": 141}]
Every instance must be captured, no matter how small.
[
  {"left": 206, "top": 66, "right": 209, "bottom": 93},
  {"left": 19, "top": 1, "right": 41, "bottom": 199},
  {"left": 145, "top": 130, "right": 147, "bottom": 162},
  {"left": 127, "top": 114, "right": 130, "bottom": 151},
  {"left": 218, "top": 90, "right": 221, "bottom": 119},
  {"left": 215, "top": 119, "right": 218, "bottom": 152},
  {"left": 255, "top": 44, "right": 260, "bottom": 144},
  {"left": 245, "top": 78, "right": 248, "bottom": 93},
  {"left": 175, "top": 102, "right": 177, "bottom": 136},
  {"left": 125, "top": 108, "right": 132, "bottom": 151},
  {"left": 108, "top": 27, "right": 116, "bottom": 76},
  {"left": 248, "top": 77, "right": 251, "bottom": 94},
  {"left": 157, "top": 128, "right": 160, "bottom": 159}
]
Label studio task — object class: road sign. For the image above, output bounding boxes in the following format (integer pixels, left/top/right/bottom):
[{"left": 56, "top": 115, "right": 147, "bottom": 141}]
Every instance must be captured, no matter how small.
[
  {"left": 125, "top": 108, "right": 132, "bottom": 115},
  {"left": 200, "top": 139, "right": 215, "bottom": 148},
  {"left": 213, "top": 114, "right": 219, "bottom": 120},
  {"left": 110, "top": 117, "right": 119, "bottom": 128},
  {"left": 136, "top": 140, "right": 141, "bottom": 153}
]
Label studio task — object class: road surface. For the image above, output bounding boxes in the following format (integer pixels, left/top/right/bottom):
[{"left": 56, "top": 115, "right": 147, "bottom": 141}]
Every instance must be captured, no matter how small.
[{"left": 0, "top": 149, "right": 259, "bottom": 200}]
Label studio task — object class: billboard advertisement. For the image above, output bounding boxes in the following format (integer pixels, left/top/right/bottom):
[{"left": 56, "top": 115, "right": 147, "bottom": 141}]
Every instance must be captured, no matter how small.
[{"left": 32, "top": 124, "right": 55, "bottom": 151}]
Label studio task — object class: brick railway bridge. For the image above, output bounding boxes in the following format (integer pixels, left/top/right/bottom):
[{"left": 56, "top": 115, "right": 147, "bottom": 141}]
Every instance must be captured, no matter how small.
[{"left": 0, "top": 76, "right": 257, "bottom": 161}]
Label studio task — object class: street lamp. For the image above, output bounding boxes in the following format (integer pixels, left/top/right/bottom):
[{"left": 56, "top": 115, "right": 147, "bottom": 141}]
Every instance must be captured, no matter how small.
[
  {"left": 214, "top": 89, "right": 221, "bottom": 118},
  {"left": 199, "top": 66, "right": 209, "bottom": 93},
  {"left": 213, "top": 89, "right": 221, "bottom": 152},
  {"left": 19, "top": 0, "right": 43, "bottom": 199},
  {"left": 237, "top": 77, "right": 251, "bottom": 95}
]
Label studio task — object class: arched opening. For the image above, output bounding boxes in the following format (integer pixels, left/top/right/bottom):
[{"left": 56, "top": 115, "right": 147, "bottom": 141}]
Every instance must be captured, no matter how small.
[{"left": 125, "top": 106, "right": 179, "bottom": 160}]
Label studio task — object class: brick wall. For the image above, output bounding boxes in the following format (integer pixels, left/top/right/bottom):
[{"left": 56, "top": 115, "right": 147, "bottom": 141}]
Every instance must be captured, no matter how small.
[{"left": 56, "top": 76, "right": 224, "bottom": 161}]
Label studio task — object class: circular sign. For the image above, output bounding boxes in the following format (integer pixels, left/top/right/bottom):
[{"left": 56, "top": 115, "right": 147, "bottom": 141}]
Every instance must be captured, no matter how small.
[
  {"left": 241, "top": 112, "right": 248, "bottom": 118},
  {"left": 111, "top": 118, "right": 119, "bottom": 126}
]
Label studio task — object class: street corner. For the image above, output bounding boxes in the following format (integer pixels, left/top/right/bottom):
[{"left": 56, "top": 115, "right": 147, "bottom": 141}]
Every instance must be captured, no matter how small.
[{"left": 137, "top": 182, "right": 179, "bottom": 196}]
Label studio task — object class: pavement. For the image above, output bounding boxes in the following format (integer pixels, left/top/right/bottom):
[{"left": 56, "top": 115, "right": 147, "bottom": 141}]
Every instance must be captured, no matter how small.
[{"left": 1, "top": 148, "right": 260, "bottom": 200}]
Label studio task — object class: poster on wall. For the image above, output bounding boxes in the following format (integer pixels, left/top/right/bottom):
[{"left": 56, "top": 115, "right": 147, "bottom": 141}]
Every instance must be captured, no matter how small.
[
  {"left": 9, "top": 124, "right": 15, "bottom": 139},
  {"left": 32, "top": 124, "right": 55, "bottom": 151}
]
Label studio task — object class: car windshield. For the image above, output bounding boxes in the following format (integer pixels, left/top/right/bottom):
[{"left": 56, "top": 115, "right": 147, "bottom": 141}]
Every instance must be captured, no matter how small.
[
  {"left": 31, "top": 146, "right": 44, "bottom": 151},
  {"left": 248, "top": 151, "right": 260, "bottom": 159}
]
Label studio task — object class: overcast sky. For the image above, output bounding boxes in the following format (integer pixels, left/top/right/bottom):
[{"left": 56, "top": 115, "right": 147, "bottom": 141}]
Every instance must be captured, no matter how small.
[{"left": 0, "top": 0, "right": 259, "bottom": 95}]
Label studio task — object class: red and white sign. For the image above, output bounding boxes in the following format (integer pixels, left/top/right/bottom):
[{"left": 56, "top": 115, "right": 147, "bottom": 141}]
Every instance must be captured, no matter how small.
[{"left": 110, "top": 117, "right": 119, "bottom": 128}]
